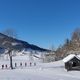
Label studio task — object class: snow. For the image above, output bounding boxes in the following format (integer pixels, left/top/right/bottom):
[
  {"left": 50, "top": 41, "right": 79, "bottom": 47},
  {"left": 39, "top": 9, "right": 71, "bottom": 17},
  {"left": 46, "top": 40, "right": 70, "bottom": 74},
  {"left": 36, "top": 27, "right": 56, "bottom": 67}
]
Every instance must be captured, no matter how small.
[
  {"left": 63, "top": 54, "right": 80, "bottom": 63},
  {"left": 63, "top": 54, "right": 76, "bottom": 63},
  {"left": 0, "top": 50, "right": 44, "bottom": 62},
  {"left": 12, "top": 42, "right": 19, "bottom": 46},
  {"left": 0, "top": 56, "right": 80, "bottom": 80}
]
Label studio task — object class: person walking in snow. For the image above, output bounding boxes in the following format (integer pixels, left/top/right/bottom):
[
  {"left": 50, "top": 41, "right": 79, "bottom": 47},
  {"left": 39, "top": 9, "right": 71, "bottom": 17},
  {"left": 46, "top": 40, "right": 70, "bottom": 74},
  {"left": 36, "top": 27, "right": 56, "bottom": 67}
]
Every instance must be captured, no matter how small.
[
  {"left": 30, "top": 62, "right": 32, "bottom": 67},
  {"left": 15, "top": 63, "right": 17, "bottom": 68},
  {"left": 20, "top": 62, "right": 22, "bottom": 67},
  {"left": 34, "top": 62, "right": 36, "bottom": 66},
  {"left": 25, "top": 62, "right": 27, "bottom": 67},
  {"left": 5, "top": 64, "right": 7, "bottom": 69},
  {"left": 2, "top": 64, "right": 4, "bottom": 69}
]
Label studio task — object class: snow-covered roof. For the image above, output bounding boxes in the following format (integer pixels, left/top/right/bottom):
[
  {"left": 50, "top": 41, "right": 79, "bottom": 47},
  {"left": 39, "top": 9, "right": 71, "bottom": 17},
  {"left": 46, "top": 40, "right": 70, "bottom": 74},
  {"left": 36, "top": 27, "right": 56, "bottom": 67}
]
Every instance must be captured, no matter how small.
[
  {"left": 77, "top": 55, "right": 80, "bottom": 58},
  {"left": 63, "top": 54, "right": 80, "bottom": 63}
]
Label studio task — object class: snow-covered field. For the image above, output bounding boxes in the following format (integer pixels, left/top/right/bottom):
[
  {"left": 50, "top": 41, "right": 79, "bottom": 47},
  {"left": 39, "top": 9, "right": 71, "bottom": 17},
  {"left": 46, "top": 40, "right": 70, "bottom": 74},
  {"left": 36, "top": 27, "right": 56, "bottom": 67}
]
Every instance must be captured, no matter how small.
[{"left": 0, "top": 56, "right": 80, "bottom": 80}]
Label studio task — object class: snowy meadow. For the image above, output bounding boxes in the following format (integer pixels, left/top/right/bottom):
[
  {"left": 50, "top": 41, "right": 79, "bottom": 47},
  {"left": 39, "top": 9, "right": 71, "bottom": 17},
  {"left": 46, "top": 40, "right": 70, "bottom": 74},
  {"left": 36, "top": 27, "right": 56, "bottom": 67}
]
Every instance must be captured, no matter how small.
[{"left": 0, "top": 56, "right": 80, "bottom": 80}]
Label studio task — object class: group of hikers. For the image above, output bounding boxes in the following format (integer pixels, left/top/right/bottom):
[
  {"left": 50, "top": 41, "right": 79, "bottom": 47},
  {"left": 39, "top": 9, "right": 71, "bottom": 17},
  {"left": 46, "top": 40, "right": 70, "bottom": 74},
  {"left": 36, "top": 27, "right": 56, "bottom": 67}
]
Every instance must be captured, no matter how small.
[{"left": 1, "top": 62, "right": 36, "bottom": 69}]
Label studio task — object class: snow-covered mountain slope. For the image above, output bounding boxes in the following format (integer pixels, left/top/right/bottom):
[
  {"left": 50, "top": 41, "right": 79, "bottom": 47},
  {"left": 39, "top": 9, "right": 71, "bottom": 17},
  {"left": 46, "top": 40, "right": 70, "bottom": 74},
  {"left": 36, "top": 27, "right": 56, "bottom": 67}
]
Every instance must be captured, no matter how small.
[{"left": 0, "top": 33, "right": 50, "bottom": 52}]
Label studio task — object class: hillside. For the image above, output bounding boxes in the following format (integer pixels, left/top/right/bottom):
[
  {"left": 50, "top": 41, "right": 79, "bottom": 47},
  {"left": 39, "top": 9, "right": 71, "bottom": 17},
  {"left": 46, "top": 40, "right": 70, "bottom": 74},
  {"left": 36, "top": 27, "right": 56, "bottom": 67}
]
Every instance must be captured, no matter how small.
[{"left": 0, "top": 33, "right": 49, "bottom": 52}]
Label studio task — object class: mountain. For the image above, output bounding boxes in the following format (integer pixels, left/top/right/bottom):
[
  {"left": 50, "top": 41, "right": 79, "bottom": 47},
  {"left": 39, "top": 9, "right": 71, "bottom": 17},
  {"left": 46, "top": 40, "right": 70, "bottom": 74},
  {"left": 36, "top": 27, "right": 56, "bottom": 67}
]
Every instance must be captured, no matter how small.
[{"left": 0, "top": 33, "right": 49, "bottom": 52}]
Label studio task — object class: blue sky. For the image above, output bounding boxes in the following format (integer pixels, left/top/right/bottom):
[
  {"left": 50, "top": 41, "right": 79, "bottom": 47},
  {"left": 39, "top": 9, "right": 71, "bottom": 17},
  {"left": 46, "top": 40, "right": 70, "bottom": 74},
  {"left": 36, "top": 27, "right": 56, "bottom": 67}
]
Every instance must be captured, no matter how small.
[{"left": 0, "top": 0, "right": 80, "bottom": 49}]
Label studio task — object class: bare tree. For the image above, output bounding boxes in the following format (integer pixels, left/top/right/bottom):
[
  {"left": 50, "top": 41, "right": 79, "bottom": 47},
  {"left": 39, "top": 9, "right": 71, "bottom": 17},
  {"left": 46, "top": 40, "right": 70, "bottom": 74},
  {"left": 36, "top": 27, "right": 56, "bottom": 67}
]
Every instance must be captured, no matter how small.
[
  {"left": 2, "top": 28, "right": 18, "bottom": 69},
  {"left": 2, "top": 41, "right": 15, "bottom": 69},
  {"left": 50, "top": 45, "right": 55, "bottom": 52},
  {"left": 72, "top": 28, "right": 80, "bottom": 41},
  {"left": 2, "top": 28, "right": 17, "bottom": 38}
]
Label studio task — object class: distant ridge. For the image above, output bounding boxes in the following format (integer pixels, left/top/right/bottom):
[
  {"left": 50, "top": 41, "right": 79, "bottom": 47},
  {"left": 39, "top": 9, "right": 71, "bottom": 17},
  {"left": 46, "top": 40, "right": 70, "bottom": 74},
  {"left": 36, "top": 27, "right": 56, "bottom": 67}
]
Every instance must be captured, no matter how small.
[{"left": 0, "top": 33, "right": 50, "bottom": 52}]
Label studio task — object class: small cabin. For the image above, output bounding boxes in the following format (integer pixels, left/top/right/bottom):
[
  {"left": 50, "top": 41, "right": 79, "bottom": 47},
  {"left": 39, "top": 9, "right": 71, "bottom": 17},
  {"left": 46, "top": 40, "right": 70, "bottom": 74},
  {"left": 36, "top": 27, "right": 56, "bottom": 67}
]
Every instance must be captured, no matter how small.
[{"left": 63, "top": 54, "right": 80, "bottom": 71}]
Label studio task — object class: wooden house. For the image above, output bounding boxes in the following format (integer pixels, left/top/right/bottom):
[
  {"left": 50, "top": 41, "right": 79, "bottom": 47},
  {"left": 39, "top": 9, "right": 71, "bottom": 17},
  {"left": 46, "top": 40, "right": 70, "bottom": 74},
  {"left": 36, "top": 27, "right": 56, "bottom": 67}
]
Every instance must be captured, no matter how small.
[{"left": 63, "top": 54, "right": 80, "bottom": 71}]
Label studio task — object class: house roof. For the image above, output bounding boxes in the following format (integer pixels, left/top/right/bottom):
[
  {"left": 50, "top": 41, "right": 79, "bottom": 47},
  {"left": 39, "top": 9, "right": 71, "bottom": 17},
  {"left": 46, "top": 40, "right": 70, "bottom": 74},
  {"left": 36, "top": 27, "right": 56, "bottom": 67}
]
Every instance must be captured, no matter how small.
[{"left": 63, "top": 54, "right": 80, "bottom": 63}]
